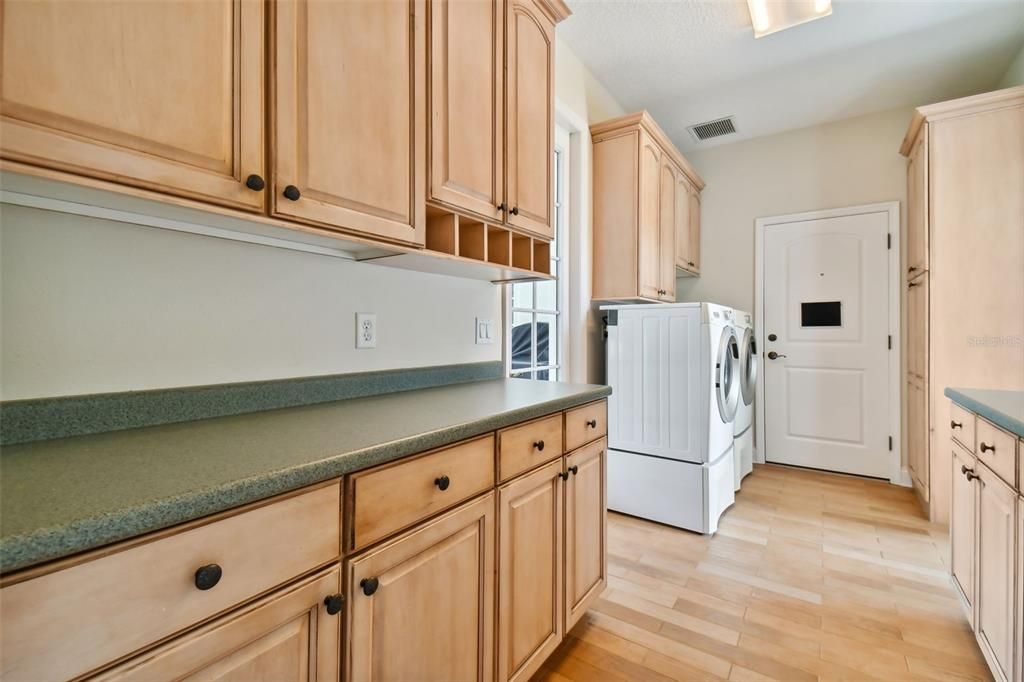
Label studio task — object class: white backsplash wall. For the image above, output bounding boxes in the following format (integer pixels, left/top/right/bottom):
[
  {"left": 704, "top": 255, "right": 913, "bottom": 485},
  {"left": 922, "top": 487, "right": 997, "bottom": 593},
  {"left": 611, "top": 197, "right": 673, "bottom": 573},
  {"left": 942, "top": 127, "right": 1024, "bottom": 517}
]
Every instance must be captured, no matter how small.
[{"left": 0, "top": 204, "right": 502, "bottom": 400}]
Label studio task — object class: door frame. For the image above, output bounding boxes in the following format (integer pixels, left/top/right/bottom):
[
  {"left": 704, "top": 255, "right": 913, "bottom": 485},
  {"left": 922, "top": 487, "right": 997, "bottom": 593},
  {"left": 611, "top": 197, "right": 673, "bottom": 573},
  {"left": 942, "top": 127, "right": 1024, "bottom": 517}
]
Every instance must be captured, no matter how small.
[{"left": 753, "top": 201, "right": 907, "bottom": 486}]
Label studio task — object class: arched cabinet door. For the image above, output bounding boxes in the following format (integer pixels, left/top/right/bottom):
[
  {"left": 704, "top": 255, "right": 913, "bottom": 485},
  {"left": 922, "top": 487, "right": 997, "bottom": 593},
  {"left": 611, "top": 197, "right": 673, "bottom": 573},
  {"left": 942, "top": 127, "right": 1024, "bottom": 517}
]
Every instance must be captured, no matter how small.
[{"left": 505, "top": 0, "right": 556, "bottom": 240}]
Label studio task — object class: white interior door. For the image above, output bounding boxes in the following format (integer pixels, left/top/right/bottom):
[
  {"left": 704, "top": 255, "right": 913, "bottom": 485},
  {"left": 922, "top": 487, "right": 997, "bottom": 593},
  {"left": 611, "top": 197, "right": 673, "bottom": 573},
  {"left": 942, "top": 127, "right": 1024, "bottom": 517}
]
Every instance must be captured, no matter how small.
[{"left": 762, "top": 211, "right": 891, "bottom": 478}]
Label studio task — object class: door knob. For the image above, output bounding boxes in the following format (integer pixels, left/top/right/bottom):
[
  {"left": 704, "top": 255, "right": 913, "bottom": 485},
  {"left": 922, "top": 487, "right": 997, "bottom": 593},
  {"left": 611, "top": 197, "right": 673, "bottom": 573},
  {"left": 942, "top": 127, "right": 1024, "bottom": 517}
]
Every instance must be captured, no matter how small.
[
  {"left": 511, "top": 206, "right": 519, "bottom": 216},
  {"left": 194, "top": 564, "right": 223, "bottom": 590},
  {"left": 585, "top": 419, "right": 597, "bottom": 428},
  {"left": 767, "top": 351, "right": 787, "bottom": 360},
  {"left": 533, "top": 440, "right": 545, "bottom": 452},
  {"left": 768, "top": 333, "right": 777, "bottom": 341},
  {"left": 323, "top": 594, "right": 344, "bottom": 615},
  {"left": 360, "top": 577, "right": 379, "bottom": 596},
  {"left": 434, "top": 475, "right": 450, "bottom": 491},
  {"left": 245, "top": 174, "right": 265, "bottom": 191},
  {"left": 569, "top": 465, "right": 579, "bottom": 476},
  {"left": 282, "top": 185, "right": 301, "bottom": 201}
]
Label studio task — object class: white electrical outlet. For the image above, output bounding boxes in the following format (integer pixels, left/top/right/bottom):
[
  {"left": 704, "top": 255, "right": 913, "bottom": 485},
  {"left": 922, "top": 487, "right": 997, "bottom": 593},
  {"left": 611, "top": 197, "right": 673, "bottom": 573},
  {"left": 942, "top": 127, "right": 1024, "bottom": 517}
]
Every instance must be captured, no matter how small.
[
  {"left": 475, "top": 318, "right": 494, "bottom": 345},
  {"left": 356, "top": 313, "right": 377, "bottom": 349}
]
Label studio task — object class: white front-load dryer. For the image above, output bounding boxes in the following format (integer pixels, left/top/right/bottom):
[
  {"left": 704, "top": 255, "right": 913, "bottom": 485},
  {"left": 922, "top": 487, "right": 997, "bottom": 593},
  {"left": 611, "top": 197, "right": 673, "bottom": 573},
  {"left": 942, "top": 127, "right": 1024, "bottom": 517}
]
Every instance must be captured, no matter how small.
[{"left": 732, "top": 309, "right": 757, "bottom": 489}]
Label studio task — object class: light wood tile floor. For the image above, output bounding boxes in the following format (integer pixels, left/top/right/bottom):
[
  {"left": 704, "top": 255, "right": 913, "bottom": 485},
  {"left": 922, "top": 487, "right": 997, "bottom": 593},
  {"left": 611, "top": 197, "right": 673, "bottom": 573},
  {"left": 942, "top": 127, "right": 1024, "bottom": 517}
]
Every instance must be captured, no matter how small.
[{"left": 536, "top": 463, "right": 992, "bottom": 682}]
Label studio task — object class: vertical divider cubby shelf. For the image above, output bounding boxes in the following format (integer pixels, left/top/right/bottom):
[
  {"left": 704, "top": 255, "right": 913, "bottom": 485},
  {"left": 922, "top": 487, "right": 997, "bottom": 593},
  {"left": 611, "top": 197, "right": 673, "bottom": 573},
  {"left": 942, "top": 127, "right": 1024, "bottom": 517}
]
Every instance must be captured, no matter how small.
[
  {"left": 425, "top": 209, "right": 458, "bottom": 255},
  {"left": 486, "top": 226, "right": 512, "bottom": 266},
  {"left": 532, "top": 241, "right": 551, "bottom": 275},
  {"left": 511, "top": 234, "right": 533, "bottom": 271},
  {"left": 458, "top": 219, "right": 487, "bottom": 262}
]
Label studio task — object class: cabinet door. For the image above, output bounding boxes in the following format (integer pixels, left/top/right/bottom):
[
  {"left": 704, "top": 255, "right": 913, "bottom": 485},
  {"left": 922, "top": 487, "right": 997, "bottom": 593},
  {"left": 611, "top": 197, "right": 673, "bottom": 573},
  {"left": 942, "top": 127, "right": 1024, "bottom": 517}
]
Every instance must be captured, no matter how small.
[
  {"left": 274, "top": 0, "right": 425, "bottom": 245},
  {"left": 687, "top": 186, "right": 702, "bottom": 274},
  {"left": 94, "top": 568, "right": 341, "bottom": 682},
  {"left": 637, "top": 132, "right": 663, "bottom": 300},
  {"left": 658, "top": 158, "right": 678, "bottom": 301},
  {"left": 497, "top": 460, "right": 563, "bottom": 682},
  {"left": 429, "top": 0, "right": 504, "bottom": 222},
  {"left": 675, "top": 173, "right": 694, "bottom": 271},
  {"left": 506, "top": 0, "right": 555, "bottom": 240},
  {"left": 346, "top": 494, "right": 494, "bottom": 681},
  {"left": 977, "top": 465, "right": 1016, "bottom": 682},
  {"left": 908, "top": 378, "right": 929, "bottom": 492},
  {"left": 564, "top": 439, "right": 607, "bottom": 632},
  {"left": 950, "top": 445, "right": 976, "bottom": 616},
  {"left": 1017, "top": 494, "right": 1023, "bottom": 682},
  {"left": 0, "top": 0, "right": 265, "bottom": 211},
  {"left": 907, "top": 273, "right": 929, "bottom": 381},
  {"left": 906, "top": 128, "right": 929, "bottom": 279}
]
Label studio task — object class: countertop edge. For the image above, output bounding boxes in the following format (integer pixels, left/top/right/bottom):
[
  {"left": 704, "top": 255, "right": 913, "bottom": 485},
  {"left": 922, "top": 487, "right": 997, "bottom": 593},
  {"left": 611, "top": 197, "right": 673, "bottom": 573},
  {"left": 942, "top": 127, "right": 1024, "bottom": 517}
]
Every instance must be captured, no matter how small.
[
  {"left": 943, "top": 388, "right": 1024, "bottom": 439},
  {"left": 0, "top": 385, "right": 611, "bottom": 574}
]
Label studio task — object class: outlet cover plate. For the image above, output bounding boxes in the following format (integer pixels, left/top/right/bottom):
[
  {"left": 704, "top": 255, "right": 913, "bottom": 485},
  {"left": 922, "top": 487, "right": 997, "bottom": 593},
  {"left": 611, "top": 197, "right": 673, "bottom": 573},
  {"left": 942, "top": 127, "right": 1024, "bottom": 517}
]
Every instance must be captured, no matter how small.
[{"left": 356, "top": 312, "right": 377, "bottom": 349}]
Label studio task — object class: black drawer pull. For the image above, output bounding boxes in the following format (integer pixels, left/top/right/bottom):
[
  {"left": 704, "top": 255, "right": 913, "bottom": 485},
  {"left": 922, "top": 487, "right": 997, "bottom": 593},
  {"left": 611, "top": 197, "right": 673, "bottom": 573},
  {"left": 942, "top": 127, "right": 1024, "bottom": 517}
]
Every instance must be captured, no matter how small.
[
  {"left": 965, "top": 470, "right": 980, "bottom": 482},
  {"left": 585, "top": 419, "right": 597, "bottom": 429},
  {"left": 194, "top": 564, "right": 222, "bottom": 591},
  {"left": 283, "top": 185, "right": 301, "bottom": 201},
  {"left": 980, "top": 442, "right": 995, "bottom": 454},
  {"left": 245, "top": 174, "right": 265, "bottom": 191},
  {"left": 434, "top": 475, "right": 450, "bottom": 491},
  {"left": 324, "top": 594, "right": 344, "bottom": 615},
  {"left": 361, "top": 577, "right": 379, "bottom": 596},
  {"left": 533, "top": 440, "right": 545, "bottom": 452},
  {"left": 558, "top": 471, "right": 570, "bottom": 481},
  {"left": 497, "top": 202, "right": 507, "bottom": 212},
  {"left": 511, "top": 206, "right": 519, "bottom": 216},
  {"left": 569, "top": 465, "right": 579, "bottom": 476},
  {"left": 950, "top": 420, "right": 962, "bottom": 429}
]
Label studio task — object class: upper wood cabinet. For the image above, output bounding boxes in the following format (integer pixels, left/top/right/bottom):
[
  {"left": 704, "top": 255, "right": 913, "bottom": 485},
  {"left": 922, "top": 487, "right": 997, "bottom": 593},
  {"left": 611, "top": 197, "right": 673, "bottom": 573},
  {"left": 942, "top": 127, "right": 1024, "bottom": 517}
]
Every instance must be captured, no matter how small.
[
  {"left": 346, "top": 493, "right": 495, "bottom": 681},
  {"left": 906, "top": 126, "right": 929, "bottom": 280},
  {"left": 0, "top": 0, "right": 265, "bottom": 212},
  {"left": 592, "top": 112, "right": 705, "bottom": 303},
  {"left": 273, "top": 0, "right": 425, "bottom": 246},
  {"left": 428, "top": 0, "right": 569, "bottom": 241}
]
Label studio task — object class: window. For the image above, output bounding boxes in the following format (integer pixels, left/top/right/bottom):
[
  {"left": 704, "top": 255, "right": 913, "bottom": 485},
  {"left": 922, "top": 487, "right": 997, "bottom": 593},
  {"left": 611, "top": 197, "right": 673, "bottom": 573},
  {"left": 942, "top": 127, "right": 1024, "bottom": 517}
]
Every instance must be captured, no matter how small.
[{"left": 507, "top": 130, "right": 567, "bottom": 381}]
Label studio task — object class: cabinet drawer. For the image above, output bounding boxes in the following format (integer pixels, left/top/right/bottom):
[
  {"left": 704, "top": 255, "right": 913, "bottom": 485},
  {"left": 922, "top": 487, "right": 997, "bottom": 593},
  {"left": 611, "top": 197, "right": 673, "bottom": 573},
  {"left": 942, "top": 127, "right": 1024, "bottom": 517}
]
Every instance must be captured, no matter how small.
[
  {"left": 497, "top": 413, "right": 563, "bottom": 482},
  {"left": 976, "top": 418, "right": 1017, "bottom": 488},
  {"left": 950, "top": 402, "right": 976, "bottom": 452},
  {"left": 349, "top": 435, "right": 495, "bottom": 551},
  {"left": 0, "top": 482, "right": 341, "bottom": 682},
  {"left": 564, "top": 400, "right": 608, "bottom": 452}
]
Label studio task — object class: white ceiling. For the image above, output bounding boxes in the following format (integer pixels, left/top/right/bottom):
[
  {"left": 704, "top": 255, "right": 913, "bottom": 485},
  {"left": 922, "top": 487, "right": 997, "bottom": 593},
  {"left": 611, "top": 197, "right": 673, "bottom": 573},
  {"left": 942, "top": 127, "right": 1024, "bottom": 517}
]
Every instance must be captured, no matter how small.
[{"left": 558, "top": 0, "right": 1024, "bottom": 151}]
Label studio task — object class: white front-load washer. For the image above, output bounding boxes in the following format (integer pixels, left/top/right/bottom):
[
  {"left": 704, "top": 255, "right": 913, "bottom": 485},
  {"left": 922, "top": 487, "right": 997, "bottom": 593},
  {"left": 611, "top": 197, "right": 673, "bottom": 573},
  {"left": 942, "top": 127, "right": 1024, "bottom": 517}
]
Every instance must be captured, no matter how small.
[
  {"left": 732, "top": 309, "right": 757, "bottom": 489},
  {"left": 602, "top": 302, "right": 739, "bottom": 533}
]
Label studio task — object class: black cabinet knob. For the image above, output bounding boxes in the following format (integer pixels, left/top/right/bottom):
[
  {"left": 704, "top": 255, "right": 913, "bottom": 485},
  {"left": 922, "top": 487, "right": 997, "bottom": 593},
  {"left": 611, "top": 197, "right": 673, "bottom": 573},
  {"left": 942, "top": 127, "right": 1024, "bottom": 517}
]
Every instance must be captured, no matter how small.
[
  {"left": 951, "top": 420, "right": 962, "bottom": 429},
  {"left": 245, "top": 174, "right": 266, "bottom": 191},
  {"left": 965, "top": 470, "right": 980, "bottom": 482},
  {"left": 324, "top": 593, "right": 344, "bottom": 615},
  {"left": 434, "top": 475, "right": 450, "bottom": 491},
  {"left": 559, "top": 471, "right": 570, "bottom": 481},
  {"left": 980, "top": 442, "right": 995, "bottom": 454},
  {"left": 497, "top": 202, "right": 507, "bottom": 212},
  {"left": 533, "top": 440, "right": 545, "bottom": 452},
  {"left": 360, "top": 577, "right": 379, "bottom": 596},
  {"left": 283, "top": 185, "right": 301, "bottom": 201},
  {"left": 908, "top": 266, "right": 919, "bottom": 273},
  {"left": 569, "top": 465, "right": 579, "bottom": 476},
  {"left": 688, "top": 261, "right": 695, "bottom": 267},
  {"left": 585, "top": 419, "right": 597, "bottom": 429},
  {"left": 194, "top": 563, "right": 222, "bottom": 590},
  {"left": 908, "top": 281, "right": 920, "bottom": 288},
  {"left": 511, "top": 206, "right": 519, "bottom": 216}
]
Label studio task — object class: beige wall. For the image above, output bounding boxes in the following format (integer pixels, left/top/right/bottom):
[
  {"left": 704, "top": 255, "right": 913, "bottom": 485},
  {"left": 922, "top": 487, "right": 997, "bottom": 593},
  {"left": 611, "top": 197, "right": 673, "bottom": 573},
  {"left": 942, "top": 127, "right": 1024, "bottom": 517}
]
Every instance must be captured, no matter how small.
[
  {"left": 677, "top": 106, "right": 913, "bottom": 314},
  {"left": 998, "top": 42, "right": 1024, "bottom": 88},
  {"left": 0, "top": 204, "right": 501, "bottom": 400}
]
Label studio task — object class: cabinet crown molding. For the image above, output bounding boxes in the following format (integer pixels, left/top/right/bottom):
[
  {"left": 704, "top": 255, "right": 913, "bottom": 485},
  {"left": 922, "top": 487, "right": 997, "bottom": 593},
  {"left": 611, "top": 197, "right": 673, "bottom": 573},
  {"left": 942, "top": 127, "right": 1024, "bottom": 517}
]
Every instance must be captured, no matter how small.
[
  {"left": 900, "top": 85, "right": 1024, "bottom": 156},
  {"left": 537, "top": 0, "right": 572, "bottom": 23},
  {"left": 591, "top": 111, "right": 705, "bottom": 191}
]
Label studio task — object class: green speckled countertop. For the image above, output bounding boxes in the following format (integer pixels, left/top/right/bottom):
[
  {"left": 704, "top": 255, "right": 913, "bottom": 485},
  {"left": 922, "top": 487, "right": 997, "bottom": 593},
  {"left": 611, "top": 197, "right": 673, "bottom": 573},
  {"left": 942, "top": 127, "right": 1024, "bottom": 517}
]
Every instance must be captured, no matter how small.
[{"left": 1, "top": 379, "right": 610, "bottom": 573}]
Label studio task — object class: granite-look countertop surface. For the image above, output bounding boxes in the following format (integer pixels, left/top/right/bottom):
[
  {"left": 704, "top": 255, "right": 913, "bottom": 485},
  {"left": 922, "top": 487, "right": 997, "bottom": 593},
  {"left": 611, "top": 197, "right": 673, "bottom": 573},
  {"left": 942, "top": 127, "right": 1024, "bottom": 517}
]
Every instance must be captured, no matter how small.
[
  {"left": 1, "top": 379, "right": 610, "bottom": 573},
  {"left": 944, "top": 388, "right": 1024, "bottom": 438}
]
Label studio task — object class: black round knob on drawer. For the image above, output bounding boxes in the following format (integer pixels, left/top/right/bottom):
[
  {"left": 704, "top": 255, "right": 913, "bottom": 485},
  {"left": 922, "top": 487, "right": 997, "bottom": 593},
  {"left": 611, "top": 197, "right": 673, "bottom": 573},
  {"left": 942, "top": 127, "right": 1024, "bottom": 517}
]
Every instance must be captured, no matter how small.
[
  {"left": 435, "top": 475, "right": 451, "bottom": 491},
  {"left": 533, "top": 440, "right": 545, "bottom": 452},
  {"left": 559, "top": 471, "right": 570, "bottom": 481},
  {"left": 980, "top": 442, "right": 995, "bottom": 454},
  {"left": 585, "top": 419, "right": 597, "bottom": 429},
  {"left": 951, "top": 420, "right": 963, "bottom": 429},
  {"left": 360, "top": 577, "right": 379, "bottom": 596},
  {"left": 569, "top": 465, "right": 579, "bottom": 476},
  {"left": 688, "top": 261, "right": 695, "bottom": 267},
  {"left": 245, "top": 174, "right": 265, "bottom": 191},
  {"left": 194, "top": 563, "right": 222, "bottom": 590},
  {"left": 283, "top": 185, "right": 301, "bottom": 201},
  {"left": 324, "top": 593, "right": 344, "bottom": 615},
  {"left": 511, "top": 206, "right": 519, "bottom": 216}
]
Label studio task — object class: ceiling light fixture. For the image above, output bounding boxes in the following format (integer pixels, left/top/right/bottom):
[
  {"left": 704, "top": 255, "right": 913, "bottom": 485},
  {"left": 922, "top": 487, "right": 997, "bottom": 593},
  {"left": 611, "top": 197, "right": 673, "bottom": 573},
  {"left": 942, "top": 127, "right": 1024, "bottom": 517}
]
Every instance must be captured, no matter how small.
[{"left": 746, "top": 0, "right": 833, "bottom": 38}]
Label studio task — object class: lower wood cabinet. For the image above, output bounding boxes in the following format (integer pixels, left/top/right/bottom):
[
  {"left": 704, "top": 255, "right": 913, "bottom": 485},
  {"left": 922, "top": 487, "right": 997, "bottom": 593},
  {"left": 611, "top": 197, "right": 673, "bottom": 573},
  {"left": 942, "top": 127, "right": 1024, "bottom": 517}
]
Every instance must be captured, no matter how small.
[
  {"left": 564, "top": 439, "right": 607, "bottom": 631},
  {"left": 346, "top": 493, "right": 496, "bottom": 681},
  {"left": 950, "top": 444, "right": 977, "bottom": 618},
  {"left": 977, "top": 463, "right": 1017, "bottom": 682},
  {"left": 93, "top": 567, "right": 342, "bottom": 682},
  {"left": 1017, "top": 493, "right": 1023, "bottom": 682}
]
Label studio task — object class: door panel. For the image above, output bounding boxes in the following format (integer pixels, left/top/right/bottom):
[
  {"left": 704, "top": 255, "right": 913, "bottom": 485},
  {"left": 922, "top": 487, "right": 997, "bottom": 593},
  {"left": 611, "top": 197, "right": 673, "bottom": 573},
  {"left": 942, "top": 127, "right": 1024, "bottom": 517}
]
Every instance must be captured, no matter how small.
[
  {"left": 687, "top": 186, "right": 702, "bottom": 274},
  {"left": 274, "top": 0, "right": 425, "bottom": 244},
  {"left": 429, "top": 0, "right": 504, "bottom": 221},
  {"left": 658, "top": 159, "right": 677, "bottom": 301},
  {"left": 950, "top": 445, "right": 975, "bottom": 617},
  {"left": 675, "top": 173, "right": 693, "bottom": 270},
  {"left": 564, "top": 439, "right": 607, "bottom": 632},
  {"left": 506, "top": 0, "right": 553, "bottom": 239},
  {"left": 637, "top": 133, "right": 662, "bottom": 300},
  {"left": 977, "top": 465, "right": 1016, "bottom": 682},
  {"left": 497, "top": 460, "right": 562, "bottom": 682},
  {"left": 907, "top": 378, "right": 929, "bottom": 491},
  {"left": 906, "top": 129, "right": 928, "bottom": 279},
  {"left": 906, "top": 273, "right": 929, "bottom": 382},
  {"left": 0, "top": 0, "right": 264, "bottom": 211},
  {"left": 763, "top": 211, "right": 890, "bottom": 478},
  {"left": 346, "top": 495, "right": 494, "bottom": 681}
]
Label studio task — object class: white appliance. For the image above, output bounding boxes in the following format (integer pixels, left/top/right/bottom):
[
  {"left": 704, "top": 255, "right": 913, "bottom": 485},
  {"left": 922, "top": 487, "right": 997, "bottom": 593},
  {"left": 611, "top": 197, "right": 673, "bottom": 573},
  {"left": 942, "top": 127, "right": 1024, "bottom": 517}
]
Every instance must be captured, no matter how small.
[
  {"left": 732, "top": 309, "right": 757, "bottom": 490},
  {"left": 602, "top": 302, "right": 739, "bottom": 534}
]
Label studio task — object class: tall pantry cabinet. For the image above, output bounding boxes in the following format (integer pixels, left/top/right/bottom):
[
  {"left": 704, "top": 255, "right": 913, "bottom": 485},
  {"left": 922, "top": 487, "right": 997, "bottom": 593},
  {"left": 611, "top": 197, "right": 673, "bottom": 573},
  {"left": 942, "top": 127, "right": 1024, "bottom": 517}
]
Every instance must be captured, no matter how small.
[{"left": 900, "top": 86, "right": 1024, "bottom": 522}]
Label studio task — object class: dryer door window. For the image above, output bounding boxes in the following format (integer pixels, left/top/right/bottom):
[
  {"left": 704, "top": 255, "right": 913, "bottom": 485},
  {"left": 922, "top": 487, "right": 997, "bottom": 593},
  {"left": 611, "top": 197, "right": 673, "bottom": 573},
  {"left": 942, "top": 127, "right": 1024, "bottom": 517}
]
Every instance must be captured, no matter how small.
[
  {"left": 716, "top": 328, "right": 740, "bottom": 423},
  {"left": 739, "top": 328, "right": 757, "bottom": 407}
]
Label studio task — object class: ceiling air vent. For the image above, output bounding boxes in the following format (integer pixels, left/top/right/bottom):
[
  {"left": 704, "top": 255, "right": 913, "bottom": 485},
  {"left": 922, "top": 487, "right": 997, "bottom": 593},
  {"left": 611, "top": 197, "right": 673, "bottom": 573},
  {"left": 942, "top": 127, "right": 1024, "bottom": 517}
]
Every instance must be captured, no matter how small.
[{"left": 688, "top": 116, "right": 737, "bottom": 142}]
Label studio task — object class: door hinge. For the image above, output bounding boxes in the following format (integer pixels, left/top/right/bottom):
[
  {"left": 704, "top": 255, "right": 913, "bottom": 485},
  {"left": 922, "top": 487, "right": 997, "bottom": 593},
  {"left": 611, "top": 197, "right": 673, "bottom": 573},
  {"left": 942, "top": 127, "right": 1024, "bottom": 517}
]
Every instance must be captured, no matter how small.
[
  {"left": 888, "top": 436, "right": 893, "bottom": 451},
  {"left": 888, "top": 335, "right": 892, "bottom": 349},
  {"left": 887, "top": 233, "right": 891, "bottom": 249}
]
